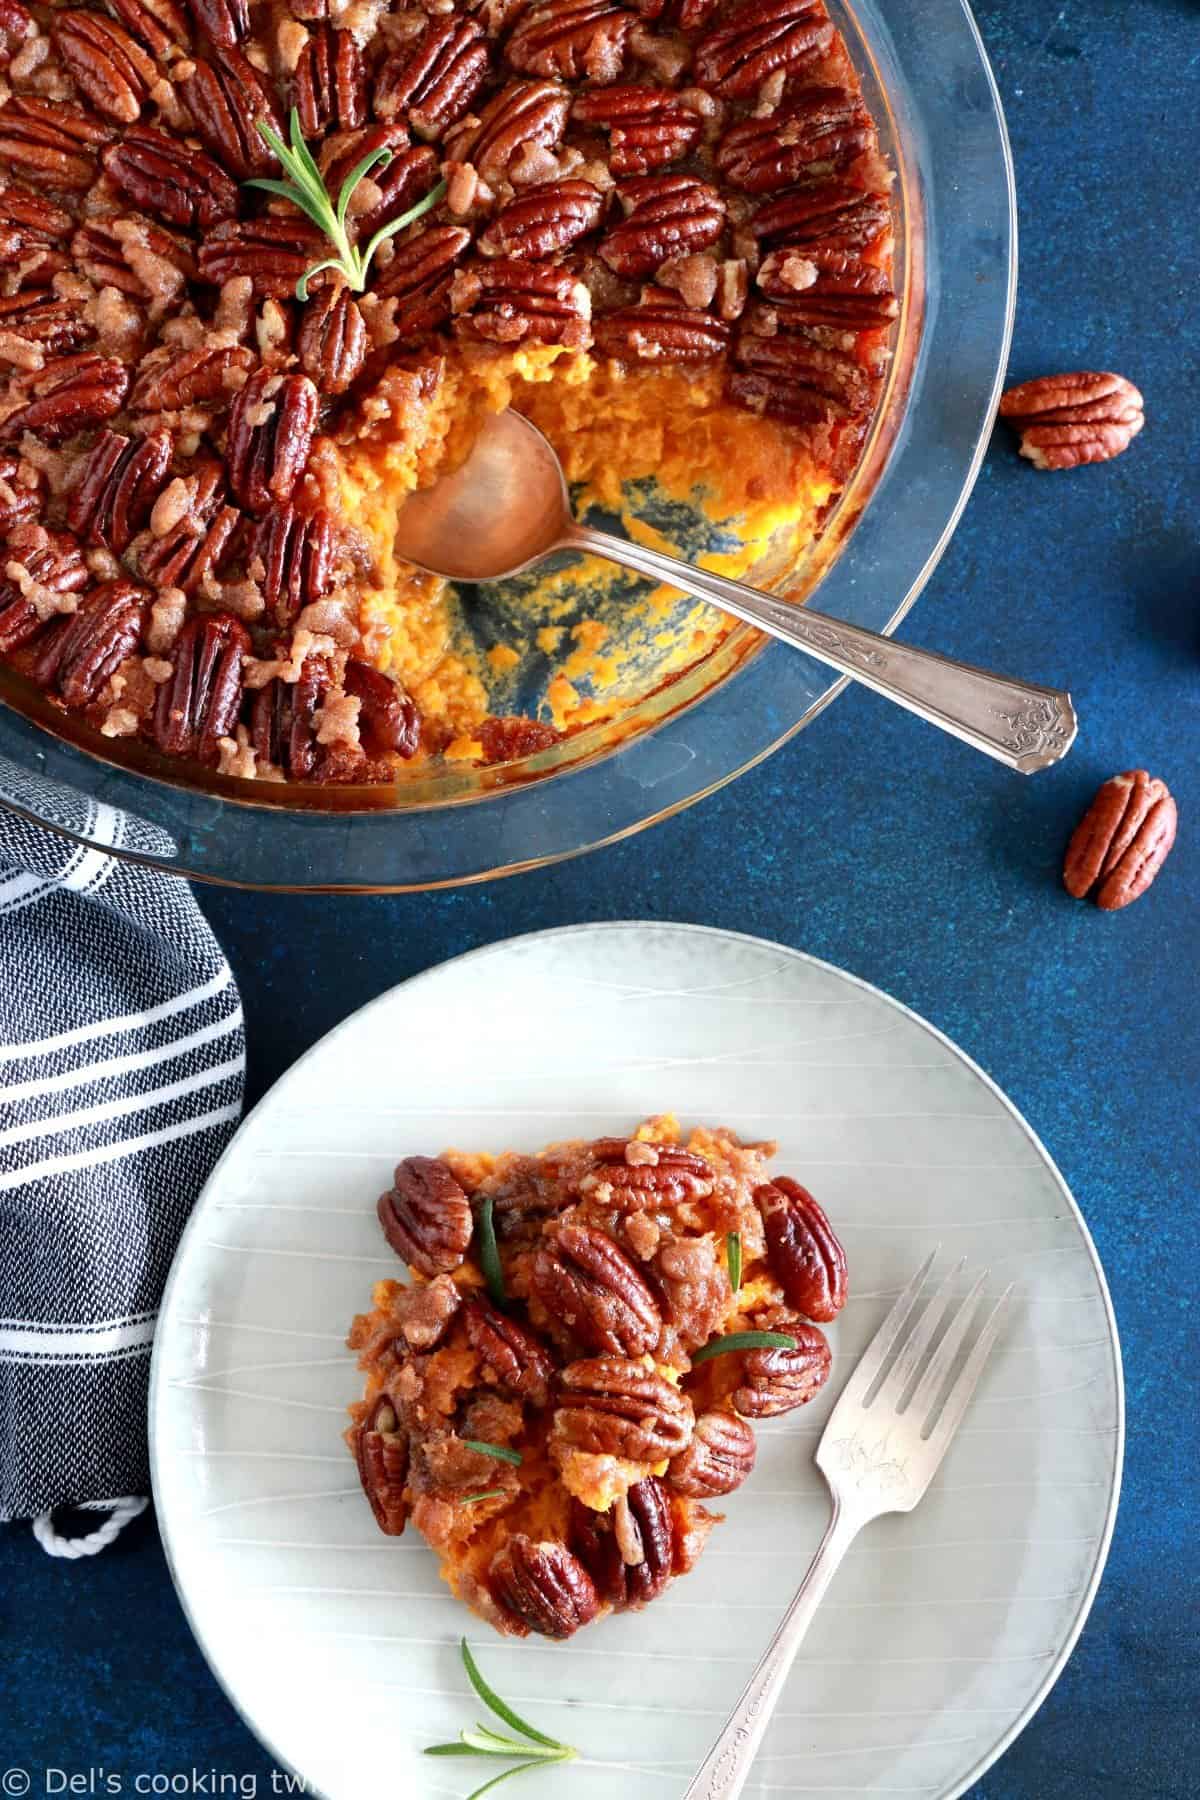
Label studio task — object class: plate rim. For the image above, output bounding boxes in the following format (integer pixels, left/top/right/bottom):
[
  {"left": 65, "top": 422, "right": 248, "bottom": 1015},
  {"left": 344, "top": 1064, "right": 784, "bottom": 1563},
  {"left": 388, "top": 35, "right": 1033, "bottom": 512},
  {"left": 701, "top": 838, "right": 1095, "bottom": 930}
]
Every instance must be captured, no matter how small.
[{"left": 149, "top": 920, "right": 1125, "bottom": 1800}]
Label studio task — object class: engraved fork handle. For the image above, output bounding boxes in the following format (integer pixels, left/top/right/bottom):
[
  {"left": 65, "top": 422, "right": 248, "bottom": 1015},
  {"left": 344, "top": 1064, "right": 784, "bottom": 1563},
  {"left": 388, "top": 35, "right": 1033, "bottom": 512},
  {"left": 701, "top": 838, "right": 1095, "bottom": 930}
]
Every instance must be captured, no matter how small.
[
  {"left": 680, "top": 1500, "right": 863, "bottom": 1800},
  {"left": 567, "top": 524, "right": 1077, "bottom": 774}
]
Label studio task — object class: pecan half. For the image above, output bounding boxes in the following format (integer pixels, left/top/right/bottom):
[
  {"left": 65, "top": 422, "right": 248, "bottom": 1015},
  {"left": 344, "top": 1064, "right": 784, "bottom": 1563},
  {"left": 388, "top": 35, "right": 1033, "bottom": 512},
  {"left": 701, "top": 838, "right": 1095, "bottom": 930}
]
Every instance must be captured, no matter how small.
[
  {"left": 478, "top": 179, "right": 604, "bottom": 258},
  {"left": 354, "top": 1395, "right": 409, "bottom": 1536},
  {"left": 1063, "top": 769, "right": 1177, "bottom": 911},
  {"left": 570, "top": 1475, "right": 673, "bottom": 1607},
  {"left": 999, "top": 371, "right": 1144, "bottom": 471},
  {"left": 633, "top": 0, "right": 720, "bottom": 26},
  {"left": 246, "top": 643, "right": 335, "bottom": 779},
  {"left": 351, "top": 144, "right": 440, "bottom": 240},
  {"left": 464, "top": 1293, "right": 555, "bottom": 1405},
  {"left": 225, "top": 369, "right": 319, "bottom": 514},
  {"left": 68, "top": 428, "right": 173, "bottom": 555},
  {"left": 727, "top": 331, "right": 876, "bottom": 471},
  {"left": 103, "top": 125, "right": 239, "bottom": 231},
  {"left": 594, "top": 291, "right": 730, "bottom": 361},
  {"left": 377, "top": 1155, "right": 473, "bottom": 1277},
  {"left": 600, "top": 173, "right": 724, "bottom": 278},
  {"left": 178, "top": 49, "right": 283, "bottom": 181},
  {"left": 53, "top": 12, "right": 157, "bottom": 125},
  {"left": 372, "top": 224, "right": 471, "bottom": 341},
  {"left": 185, "top": 0, "right": 248, "bottom": 48},
  {"left": 0, "top": 97, "right": 113, "bottom": 191},
  {"left": 717, "top": 84, "right": 875, "bottom": 193},
  {"left": 320, "top": 121, "right": 410, "bottom": 194},
  {"left": 376, "top": 16, "right": 489, "bottom": 139},
  {"left": 694, "top": 0, "right": 833, "bottom": 98},
  {"left": 451, "top": 258, "right": 593, "bottom": 348},
  {"left": 577, "top": 1137, "right": 714, "bottom": 1208},
  {"left": 668, "top": 1408, "right": 755, "bottom": 1496},
  {"left": 654, "top": 1235, "right": 729, "bottom": 1349},
  {"left": 293, "top": 25, "right": 366, "bottom": 137},
  {"left": 152, "top": 611, "right": 249, "bottom": 759},
  {"left": 34, "top": 579, "right": 150, "bottom": 707},
  {"left": 732, "top": 1314, "right": 831, "bottom": 1417},
  {"left": 554, "top": 1355, "right": 694, "bottom": 1459},
  {"left": 444, "top": 79, "right": 571, "bottom": 186},
  {"left": 533, "top": 1221, "right": 662, "bottom": 1355},
  {"left": 756, "top": 246, "right": 898, "bottom": 329},
  {"left": 572, "top": 84, "right": 701, "bottom": 175},
  {"left": 72, "top": 216, "right": 195, "bottom": 298},
  {"left": 755, "top": 1176, "right": 847, "bottom": 1321},
  {"left": 0, "top": 522, "right": 87, "bottom": 654},
  {"left": 131, "top": 342, "right": 255, "bottom": 413},
  {"left": 669, "top": 1492, "right": 718, "bottom": 1571},
  {"left": 197, "top": 216, "right": 327, "bottom": 299},
  {"left": 0, "top": 291, "right": 92, "bottom": 361},
  {"left": 508, "top": 0, "right": 635, "bottom": 83},
  {"left": 0, "top": 354, "right": 129, "bottom": 445},
  {"left": 138, "top": 466, "right": 240, "bottom": 593},
  {"left": 250, "top": 503, "right": 336, "bottom": 625},
  {"left": 0, "top": 186, "right": 73, "bottom": 289},
  {"left": 750, "top": 176, "right": 891, "bottom": 254},
  {"left": 297, "top": 285, "right": 367, "bottom": 394},
  {"left": 342, "top": 658, "right": 421, "bottom": 759},
  {"left": 488, "top": 1535, "right": 600, "bottom": 1640},
  {"left": 0, "top": 455, "right": 43, "bottom": 537},
  {"left": 107, "top": 0, "right": 190, "bottom": 59}
]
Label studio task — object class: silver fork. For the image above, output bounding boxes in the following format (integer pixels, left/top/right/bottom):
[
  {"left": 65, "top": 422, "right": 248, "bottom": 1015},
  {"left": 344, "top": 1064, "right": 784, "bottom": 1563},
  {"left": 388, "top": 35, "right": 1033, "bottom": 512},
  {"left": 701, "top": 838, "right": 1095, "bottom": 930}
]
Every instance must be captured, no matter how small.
[{"left": 681, "top": 1251, "right": 1013, "bottom": 1800}]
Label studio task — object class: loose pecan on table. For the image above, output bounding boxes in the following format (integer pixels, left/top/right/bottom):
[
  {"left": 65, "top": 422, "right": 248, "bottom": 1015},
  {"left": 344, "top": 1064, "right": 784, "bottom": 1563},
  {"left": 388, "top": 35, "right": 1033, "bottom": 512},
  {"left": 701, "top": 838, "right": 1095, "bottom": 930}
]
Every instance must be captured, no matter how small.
[
  {"left": 533, "top": 1220, "right": 662, "bottom": 1355},
  {"left": 103, "top": 125, "right": 240, "bottom": 231},
  {"left": 732, "top": 1315, "right": 831, "bottom": 1417},
  {"left": 756, "top": 1176, "right": 847, "bottom": 1321},
  {"left": 68, "top": 428, "right": 173, "bottom": 555},
  {"left": 35, "top": 579, "right": 150, "bottom": 708},
  {"left": 0, "top": 522, "right": 88, "bottom": 654},
  {"left": 478, "top": 179, "right": 605, "bottom": 258},
  {"left": 152, "top": 612, "right": 250, "bottom": 760},
  {"left": 570, "top": 1475, "right": 674, "bottom": 1607},
  {"left": 0, "top": 354, "right": 129, "bottom": 444},
  {"left": 599, "top": 172, "right": 725, "bottom": 278},
  {"left": 52, "top": 11, "right": 157, "bottom": 126},
  {"left": 693, "top": 0, "right": 834, "bottom": 98},
  {"left": 377, "top": 1155, "right": 474, "bottom": 1276},
  {"left": 354, "top": 1395, "right": 409, "bottom": 1536},
  {"left": 668, "top": 1407, "right": 756, "bottom": 1496},
  {"left": 452, "top": 259, "right": 593, "bottom": 348},
  {"left": 488, "top": 1534, "right": 600, "bottom": 1639},
  {"left": 463, "top": 1293, "right": 556, "bottom": 1405},
  {"left": 507, "top": 0, "right": 636, "bottom": 84},
  {"left": 999, "top": 372, "right": 1144, "bottom": 471},
  {"left": 572, "top": 85, "right": 702, "bottom": 175},
  {"left": 1063, "top": 770, "right": 1177, "bottom": 911},
  {"left": 225, "top": 370, "right": 319, "bottom": 514},
  {"left": 552, "top": 1354, "right": 694, "bottom": 1459},
  {"left": 376, "top": 16, "right": 489, "bottom": 139}
]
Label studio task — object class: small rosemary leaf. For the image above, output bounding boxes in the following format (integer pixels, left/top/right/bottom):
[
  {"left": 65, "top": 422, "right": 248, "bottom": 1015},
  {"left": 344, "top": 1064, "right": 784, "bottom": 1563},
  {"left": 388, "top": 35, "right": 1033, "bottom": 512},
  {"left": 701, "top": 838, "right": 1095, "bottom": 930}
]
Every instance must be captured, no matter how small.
[
  {"left": 335, "top": 145, "right": 394, "bottom": 229},
  {"left": 690, "top": 1329, "right": 798, "bottom": 1364},
  {"left": 458, "top": 1489, "right": 507, "bottom": 1507},
  {"left": 296, "top": 256, "right": 344, "bottom": 303},
  {"left": 726, "top": 1231, "right": 742, "bottom": 1294},
  {"left": 460, "top": 1639, "right": 564, "bottom": 1751},
  {"left": 424, "top": 1746, "right": 494, "bottom": 1758},
  {"left": 462, "top": 1439, "right": 522, "bottom": 1467},
  {"left": 287, "top": 107, "right": 325, "bottom": 191},
  {"left": 476, "top": 1197, "right": 506, "bottom": 1308},
  {"left": 462, "top": 1729, "right": 560, "bottom": 1760},
  {"left": 466, "top": 1761, "right": 568, "bottom": 1800},
  {"left": 255, "top": 119, "right": 289, "bottom": 166}
]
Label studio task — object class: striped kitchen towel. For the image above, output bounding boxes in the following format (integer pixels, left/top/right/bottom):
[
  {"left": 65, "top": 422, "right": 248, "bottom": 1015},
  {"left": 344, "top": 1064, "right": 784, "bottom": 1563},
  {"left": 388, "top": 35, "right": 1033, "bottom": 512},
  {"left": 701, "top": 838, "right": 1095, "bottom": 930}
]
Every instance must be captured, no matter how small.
[{"left": 0, "top": 773, "right": 244, "bottom": 1548}]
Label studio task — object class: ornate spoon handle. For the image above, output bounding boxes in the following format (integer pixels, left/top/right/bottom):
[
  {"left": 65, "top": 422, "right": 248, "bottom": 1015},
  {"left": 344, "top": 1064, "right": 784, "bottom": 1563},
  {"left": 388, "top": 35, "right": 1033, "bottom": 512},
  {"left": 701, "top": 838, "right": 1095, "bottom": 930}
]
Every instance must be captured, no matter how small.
[{"left": 569, "top": 524, "right": 1077, "bottom": 774}]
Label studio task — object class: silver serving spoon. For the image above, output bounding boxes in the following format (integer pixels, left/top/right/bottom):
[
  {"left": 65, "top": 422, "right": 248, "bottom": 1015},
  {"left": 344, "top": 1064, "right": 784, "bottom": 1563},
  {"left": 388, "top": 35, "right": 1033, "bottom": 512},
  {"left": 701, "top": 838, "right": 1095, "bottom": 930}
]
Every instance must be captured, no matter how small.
[{"left": 392, "top": 408, "right": 1077, "bottom": 773}]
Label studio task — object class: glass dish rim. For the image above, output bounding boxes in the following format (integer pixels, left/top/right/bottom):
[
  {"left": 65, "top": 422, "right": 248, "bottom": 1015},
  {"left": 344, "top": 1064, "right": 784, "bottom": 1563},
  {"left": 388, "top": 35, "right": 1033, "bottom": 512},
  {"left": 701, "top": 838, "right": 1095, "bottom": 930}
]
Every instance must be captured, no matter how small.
[{"left": 0, "top": 0, "right": 1017, "bottom": 892}]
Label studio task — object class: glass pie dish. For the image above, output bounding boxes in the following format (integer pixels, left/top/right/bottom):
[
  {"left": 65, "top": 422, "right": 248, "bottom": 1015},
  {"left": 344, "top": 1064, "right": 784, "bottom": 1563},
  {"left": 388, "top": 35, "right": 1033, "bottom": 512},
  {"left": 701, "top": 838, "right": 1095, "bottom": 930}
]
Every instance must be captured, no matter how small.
[{"left": 0, "top": 0, "right": 1014, "bottom": 891}]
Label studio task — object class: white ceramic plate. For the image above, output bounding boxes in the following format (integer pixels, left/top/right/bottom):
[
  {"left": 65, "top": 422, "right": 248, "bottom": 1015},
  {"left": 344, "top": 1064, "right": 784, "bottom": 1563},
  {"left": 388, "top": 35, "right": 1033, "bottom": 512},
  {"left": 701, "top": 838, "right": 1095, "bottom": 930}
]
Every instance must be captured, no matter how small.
[{"left": 151, "top": 924, "right": 1122, "bottom": 1800}]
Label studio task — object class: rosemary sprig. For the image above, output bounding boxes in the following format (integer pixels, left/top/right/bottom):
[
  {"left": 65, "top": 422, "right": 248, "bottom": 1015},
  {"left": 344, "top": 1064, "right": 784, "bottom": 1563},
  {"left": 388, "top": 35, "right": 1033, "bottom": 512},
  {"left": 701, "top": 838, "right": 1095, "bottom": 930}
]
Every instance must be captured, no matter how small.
[
  {"left": 476, "top": 1195, "right": 506, "bottom": 1307},
  {"left": 245, "top": 109, "right": 446, "bottom": 301},
  {"left": 691, "top": 1328, "right": 797, "bottom": 1364},
  {"left": 424, "top": 1638, "right": 578, "bottom": 1799},
  {"left": 462, "top": 1439, "right": 523, "bottom": 1466},
  {"left": 459, "top": 1489, "right": 508, "bottom": 1507},
  {"left": 726, "top": 1231, "right": 742, "bottom": 1293}
]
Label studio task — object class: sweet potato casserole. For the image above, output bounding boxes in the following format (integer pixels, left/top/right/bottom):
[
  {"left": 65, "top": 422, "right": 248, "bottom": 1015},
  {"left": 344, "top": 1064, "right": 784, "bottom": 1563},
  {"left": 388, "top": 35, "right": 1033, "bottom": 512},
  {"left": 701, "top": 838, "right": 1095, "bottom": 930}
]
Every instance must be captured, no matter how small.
[
  {"left": 0, "top": 0, "right": 895, "bottom": 782},
  {"left": 347, "top": 1116, "right": 848, "bottom": 1638}
]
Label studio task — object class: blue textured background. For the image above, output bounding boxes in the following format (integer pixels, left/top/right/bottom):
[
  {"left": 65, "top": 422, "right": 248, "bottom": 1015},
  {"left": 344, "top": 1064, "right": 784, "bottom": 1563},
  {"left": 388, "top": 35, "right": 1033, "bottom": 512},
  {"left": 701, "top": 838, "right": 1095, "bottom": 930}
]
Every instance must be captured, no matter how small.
[{"left": 3, "top": 2, "right": 1198, "bottom": 1793}]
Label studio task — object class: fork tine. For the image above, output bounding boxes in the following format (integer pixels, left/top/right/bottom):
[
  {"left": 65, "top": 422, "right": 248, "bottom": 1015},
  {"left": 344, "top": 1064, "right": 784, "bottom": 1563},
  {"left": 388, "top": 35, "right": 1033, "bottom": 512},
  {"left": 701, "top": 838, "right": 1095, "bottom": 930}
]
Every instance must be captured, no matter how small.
[
  {"left": 874, "top": 1256, "right": 967, "bottom": 1412},
  {"left": 907, "top": 1269, "right": 988, "bottom": 1424},
  {"left": 922, "top": 1285, "right": 1013, "bottom": 1457},
  {"left": 835, "top": 1246, "right": 939, "bottom": 1409}
]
